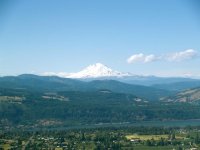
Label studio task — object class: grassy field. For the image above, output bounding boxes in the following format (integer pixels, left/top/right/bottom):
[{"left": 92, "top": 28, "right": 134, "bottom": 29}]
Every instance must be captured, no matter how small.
[
  {"left": 1, "top": 144, "right": 11, "bottom": 150},
  {"left": 126, "top": 134, "right": 169, "bottom": 140},
  {"left": 132, "top": 145, "right": 180, "bottom": 150},
  {"left": 0, "top": 96, "right": 24, "bottom": 103},
  {"left": 126, "top": 134, "right": 185, "bottom": 141}
]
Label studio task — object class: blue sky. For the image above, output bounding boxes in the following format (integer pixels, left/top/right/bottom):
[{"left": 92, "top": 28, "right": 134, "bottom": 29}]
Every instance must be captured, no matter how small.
[{"left": 0, "top": 0, "right": 200, "bottom": 77}]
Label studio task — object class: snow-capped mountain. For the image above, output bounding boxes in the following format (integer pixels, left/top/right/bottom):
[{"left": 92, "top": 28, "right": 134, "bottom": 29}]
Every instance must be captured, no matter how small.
[
  {"left": 67, "top": 63, "right": 131, "bottom": 78},
  {"left": 43, "top": 63, "right": 132, "bottom": 78},
  {"left": 42, "top": 63, "right": 200, "bottom": 86}
]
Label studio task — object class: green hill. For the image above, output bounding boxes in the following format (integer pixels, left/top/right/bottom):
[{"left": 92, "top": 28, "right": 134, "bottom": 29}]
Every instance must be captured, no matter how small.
[{"left": 0, "top": 74, "right": 173, "bottom": 101}]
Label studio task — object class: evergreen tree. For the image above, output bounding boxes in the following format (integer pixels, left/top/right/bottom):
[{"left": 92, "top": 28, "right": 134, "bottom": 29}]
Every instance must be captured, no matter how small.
[{"left": 194, "top": 133, "right": 199, "bottom": 144}]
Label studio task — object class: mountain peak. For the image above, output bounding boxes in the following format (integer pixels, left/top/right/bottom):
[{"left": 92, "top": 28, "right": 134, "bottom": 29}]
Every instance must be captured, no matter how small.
[
  {"left": 85, "top": 63, "right": 113, "bottom": 73},
  {"left": 67, "top": 63, "right": 130, "bottom": 78},
  {"left": 91, "top": 63, "right": 107, "bottom": 67}
]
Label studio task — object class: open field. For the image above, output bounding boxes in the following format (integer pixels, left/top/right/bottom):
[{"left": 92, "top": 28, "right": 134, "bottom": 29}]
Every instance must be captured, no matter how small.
[
  {"left": 126, "top": 134, "right": 169, "bottom": 140},
  {"left": 1, "top": 144, "right": 11, "bottom": 150},
  {"left": 132, "top": 145, "right": 181, "bottom": 150},
  {"left": 126, "top": 134, "right": 185, "bottom": 141},
  {"left": 0, "top": 96, "right": 24, "bottom": 103}
]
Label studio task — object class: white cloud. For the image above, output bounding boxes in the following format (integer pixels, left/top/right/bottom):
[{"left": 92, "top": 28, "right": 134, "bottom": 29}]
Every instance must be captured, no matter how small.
[
  {"left": 127, "top": 49, "right": 198, "bottom": 64},
  {"left": 144, "top": 54, "right": 158, "bottom": 63},
  {"left": 127, "top": 53, "right": 144, "bottom": 63},
  {"left": 127, "top": 53, "right": 158, "bottom": 64},
  {"left": 166, "top": 49, "right": 198, "bottom": 62}
]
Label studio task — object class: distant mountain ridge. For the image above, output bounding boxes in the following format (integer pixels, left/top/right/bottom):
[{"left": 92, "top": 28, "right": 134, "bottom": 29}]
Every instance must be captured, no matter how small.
[
  {"left": 152, "top": 81, "right": 200, "bottom": 91},
  {"left": 0, "top": 74, "right": 173, "bottom": 101},
  {"left": 42, "top": 63, "right": 200, "bottom": 87},
  {"left": 162, "top": 87, "right": 200, "bottom": 103}
]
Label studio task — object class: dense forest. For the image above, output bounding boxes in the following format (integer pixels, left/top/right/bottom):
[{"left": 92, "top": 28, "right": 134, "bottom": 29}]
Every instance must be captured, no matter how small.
[
  {"left": 1, "top": 88, "right": 200, "bottom": 128},
  {"left": 1, "top": 75, "right": 200, "bottom": 128}
]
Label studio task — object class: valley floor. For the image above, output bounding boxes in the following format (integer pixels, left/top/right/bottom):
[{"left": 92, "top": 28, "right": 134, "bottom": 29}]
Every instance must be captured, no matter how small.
[{"left": 1, "top": 126, "right": 200, "bottom": 150}]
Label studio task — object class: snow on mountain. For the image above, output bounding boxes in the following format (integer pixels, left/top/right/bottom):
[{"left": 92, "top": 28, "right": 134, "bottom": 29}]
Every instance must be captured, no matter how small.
[
  {"left": 43, "top": 63, "right": 132, "bottom": 78},
  {"left": 67, "top": 63, "right": 131, "bottom": 78}
]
